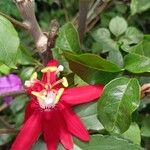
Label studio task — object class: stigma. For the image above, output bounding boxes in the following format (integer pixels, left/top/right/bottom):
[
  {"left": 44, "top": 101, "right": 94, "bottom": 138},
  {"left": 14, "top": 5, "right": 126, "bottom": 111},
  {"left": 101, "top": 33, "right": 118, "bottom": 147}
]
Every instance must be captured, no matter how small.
[{"left": 32, "top": 88, "right": 64, "bottom": 110}]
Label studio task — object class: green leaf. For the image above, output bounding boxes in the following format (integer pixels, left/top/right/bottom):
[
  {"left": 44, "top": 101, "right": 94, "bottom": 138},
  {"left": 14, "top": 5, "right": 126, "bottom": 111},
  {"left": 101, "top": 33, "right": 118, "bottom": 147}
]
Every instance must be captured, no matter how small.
[
  {"left": 0, "top": 15, "right": 20, "bottom": 68},
  {"left": 64, "top": 52, "right": 121, "bottom": 73},
  {"left": 120, "top": 27, "right": 143, "bottom": 45},
  {"left": 74, "top": 135, "right": 143, "bottom": 150},
  {"left": 97, "top": 77, "right": 140, "bottom": 134},
  {"left": 141, "top": 115, "right": 150, "bottom": 137},
  {"left": 74, "top": 102, "right": 103, "bottom": 130},
  {"left": 92, "top": 28, "right": 119, "bottom": 52},
  {"left": 0, "top": 0, "right": 20, "bottom": 17},
  {"left": 109, "top": 16, "right": 128, "bottom": 37},
  {"left": 10, "top": 95, "right": 28, "bottom": 114},
  {"left": 92, "top": 28, "right": 111, "bottom": 41},
  {"left": 20, "top": 67, "right": 35, "bottom": 81},
  {"left": 0, "top": 134, "right": 13, "bottom": 146},
  {"left": 124, "top": 53, "right": 150, "bottom": 73},
  {"left": 55, "top": 23, "right": 81, "bottom": 53},
  {"left": 17, "top": 45, "right": 39, "bottom": 65},
  {"left": 142, "top": 35, "right": 150, "bottom": 57},
  {"left": 122, "top": 122, "right": 141, "bottom": 145},
  {"left": 64, "top": 52, "right": 121, "bottom": 84},
  {"left": 31, "top": 139, "right": 47, "bottom": 150},
  {"left": 130, "top": 0, "right": 150, "bottom": 15},
  {"left": 107, "top": 50, "right": 124, "bottom": 68},
  {"left": 0, "top": 63, "right": 10, "bottom": 74}
]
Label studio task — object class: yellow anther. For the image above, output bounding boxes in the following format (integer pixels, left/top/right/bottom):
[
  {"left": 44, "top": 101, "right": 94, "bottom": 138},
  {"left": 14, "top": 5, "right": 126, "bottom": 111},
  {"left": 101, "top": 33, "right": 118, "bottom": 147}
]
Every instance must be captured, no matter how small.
[
  {"left": 31, "top": 91, "right": 46, "bottom": 101},
  {"left": 30, "top": 72, "right": 37, "bottom": 81},
  {"left": 55, "top": 88, "right": 64, "bottom": 104},
  {"left": 62, "top": 77, "right": 68, "bottom": 87},
  {"left": 41, "top": 66, "right": 57, "bottom": 73},
  {"left": 44, "top": 84, "right": 49, "bottom": 90}
]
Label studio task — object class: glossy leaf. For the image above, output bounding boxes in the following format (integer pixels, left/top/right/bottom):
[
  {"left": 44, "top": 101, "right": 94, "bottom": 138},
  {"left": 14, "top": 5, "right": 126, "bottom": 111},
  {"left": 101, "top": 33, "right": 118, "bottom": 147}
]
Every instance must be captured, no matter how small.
[
  {"left": 122, "top": 122, "right": 141, "bottom": 145},
  {"left": 109, "top": 16, "right": 128, "bottom": 37},
  {"left": 0, "top": 15, "right": 19, "bottom": 68},
  {"left": 64, "top": 52, "right": 121, "bottom": 84},
  {"left": 74, "top": 102, "right": 104, "bottom": 130},
  {"left": 97, "top": 77, "right": 140, "bottom": 133},
  {"left": 124, "top": 53, "right": 150, "bottom": 73},
  {"left": 74, "top": 135, "right": 143, "bottom": 150},
  {"left": 55, "top": 22, "right": 81, "bottom": 53}
]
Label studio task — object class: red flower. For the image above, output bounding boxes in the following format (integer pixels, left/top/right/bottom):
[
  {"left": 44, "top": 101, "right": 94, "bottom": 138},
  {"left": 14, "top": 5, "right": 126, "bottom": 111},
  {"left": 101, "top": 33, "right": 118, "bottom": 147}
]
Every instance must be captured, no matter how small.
[{"left": 11, "top": 59, "right": 104, "bottom": 150}]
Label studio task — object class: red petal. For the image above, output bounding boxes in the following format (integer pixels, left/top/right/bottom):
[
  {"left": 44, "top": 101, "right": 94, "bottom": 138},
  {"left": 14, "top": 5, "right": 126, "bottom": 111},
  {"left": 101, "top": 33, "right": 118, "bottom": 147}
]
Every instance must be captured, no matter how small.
[
  {"left": 24, "top": 99, "right": 38, "bottom": 122},
  {"left": 11, "top": 112, "right": 41, "bottom": 150},
  {"left": 61, "top": 85, "right": 104, "bottom": 106},
  {"left": 56, "top": 109, "right": 73, "bottom": 150},
  {"left": 62, "top": 104, "right": 90, "bottom": 142},
  {"left": 42, "top": 111, "right": 59, "bottom": 150}
]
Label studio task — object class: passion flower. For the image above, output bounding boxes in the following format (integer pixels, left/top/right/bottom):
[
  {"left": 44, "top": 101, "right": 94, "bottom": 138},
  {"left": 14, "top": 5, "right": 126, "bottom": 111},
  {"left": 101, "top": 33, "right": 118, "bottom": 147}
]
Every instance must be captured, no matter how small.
[{"left": 11, "top": 59, "right": 104, "bottom": 150}]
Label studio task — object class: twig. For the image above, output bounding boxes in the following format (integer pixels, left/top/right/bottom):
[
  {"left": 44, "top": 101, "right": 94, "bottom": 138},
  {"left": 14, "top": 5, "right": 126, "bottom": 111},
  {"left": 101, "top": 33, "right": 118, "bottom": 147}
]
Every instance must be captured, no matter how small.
[
  {"left": 41, "top": 20, "right": 59, "bottom": 66},
  {"left": 0, "top": 117, "right": 14, "bottom": 129},
  {"left": 15, "top": 0, "right": 48, "bottom": 54},
  {"left": 78, "top": 0, "right": 90, "bottom": 42},
  {"left": 0, "top": 12, "right": 28, "bottom": 29},
  {"left": 74, "top": 0, "right": 109, "bottom": 35},
  {"left": 0, "top": 128, "right": 19, "bottom": 134},
  {"left": 0, "top": 104, "right": 8, "bottom": 112},
  {"left": 0, "top": 90, "right": 25, "bottom": 98}
]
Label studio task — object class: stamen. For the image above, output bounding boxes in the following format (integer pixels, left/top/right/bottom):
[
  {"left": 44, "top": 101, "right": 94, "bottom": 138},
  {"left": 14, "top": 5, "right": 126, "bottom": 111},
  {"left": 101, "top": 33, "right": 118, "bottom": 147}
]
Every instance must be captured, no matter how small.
[
  {"left": 30, "top": 72, "right": 37, "bottom": 80},
  {"left": 62, "top": 77, "right": 68, "bottom": 87},
  {"left": 55, "top": 88, "right": 64, "bottom": 104},
  {"left": 31, "top": 91, "right": 46, "bottom": 101},
  {"left": 56, "top": 65, "right": 64, "bottom": 73},
  {"left": 41, "top": 66, "right": 57, "bottom": 73},
  {"left": 51, "top": 77, "right": 68, "bottom": 88}
]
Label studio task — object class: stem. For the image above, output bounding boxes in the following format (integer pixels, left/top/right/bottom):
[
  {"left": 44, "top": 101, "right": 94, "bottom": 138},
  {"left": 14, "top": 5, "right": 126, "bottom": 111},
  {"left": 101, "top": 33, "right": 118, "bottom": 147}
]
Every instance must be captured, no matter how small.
[
  {"left": 0, "top": 104, "right": 8, "bottom": 112},
  {"left": 15, "top": 0, "right": 48, "bottom": 54},
  {"left": 0, "top": 12, "right": 28, "bottom": 29},
  {"left": 0, "top": 128, "right": 19, "bottom": 134},
  {"left": 43, "top": 20, "right": 59, "bottom": 66},
  {"left": 0, "top": 90, "right": 25, "bottom": 98},
  {"left": 78, "top": 0, "right": 90, "bottom": 42}
]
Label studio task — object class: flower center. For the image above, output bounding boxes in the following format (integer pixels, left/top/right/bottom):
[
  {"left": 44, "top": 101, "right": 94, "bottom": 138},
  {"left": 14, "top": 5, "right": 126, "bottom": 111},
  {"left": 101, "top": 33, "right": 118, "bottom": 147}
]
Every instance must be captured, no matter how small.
[{"left": 37, "top": 91, "right": 56, "bottom": 109}]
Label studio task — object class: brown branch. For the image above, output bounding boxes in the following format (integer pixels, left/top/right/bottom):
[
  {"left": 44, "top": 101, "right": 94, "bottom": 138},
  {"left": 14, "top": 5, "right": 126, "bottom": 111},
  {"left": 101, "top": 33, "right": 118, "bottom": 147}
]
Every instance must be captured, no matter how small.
[
  {"left": 78, "top": 0, "right": 90, "bottom": 42},
  {"left": 15, "top": 0, "right": 48, "bottom": 54},
  {"left": 74, "top": 0, "right": 109, "bottom": 36}
]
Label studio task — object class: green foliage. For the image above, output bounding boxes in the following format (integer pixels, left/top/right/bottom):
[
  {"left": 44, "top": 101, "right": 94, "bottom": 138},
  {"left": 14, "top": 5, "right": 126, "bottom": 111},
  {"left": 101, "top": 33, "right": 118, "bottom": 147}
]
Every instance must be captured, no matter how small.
[
  {"left": 0, "top": 15, "right": 19, "bottom": 68},
  {"left": 130, "top": 0, "right": 150, "bottom": 15},
  {"left": 73, "top": 135, "right": 143, "bottom": 150},
  {"left": 55, "top": 23, "right": 81, "bottom": 53},
  {"left": 0, "top": 0, "right": 150, "bottom": 149},
  {"left": 109, "top": 16, "right": 128, "bottom": 37},
  {"left": 97, "top": 77, "right": 140, "bottom": 134}
]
